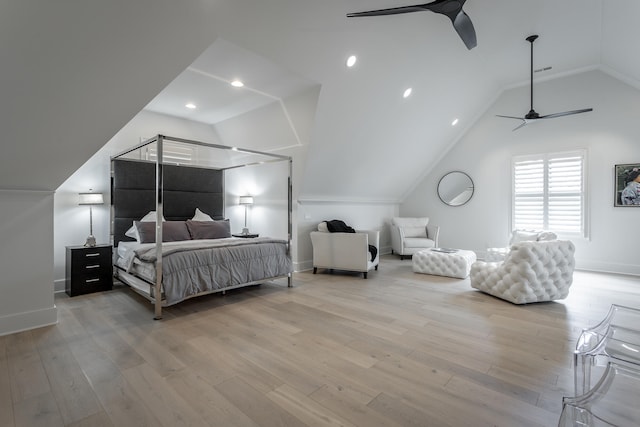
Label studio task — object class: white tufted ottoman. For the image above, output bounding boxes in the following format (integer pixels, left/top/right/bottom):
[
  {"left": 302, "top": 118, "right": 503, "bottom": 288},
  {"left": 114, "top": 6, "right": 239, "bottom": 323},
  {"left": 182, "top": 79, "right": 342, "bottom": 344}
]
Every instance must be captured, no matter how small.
[{"left": 412, "top": 248, "right": 477, "bottom": 279}]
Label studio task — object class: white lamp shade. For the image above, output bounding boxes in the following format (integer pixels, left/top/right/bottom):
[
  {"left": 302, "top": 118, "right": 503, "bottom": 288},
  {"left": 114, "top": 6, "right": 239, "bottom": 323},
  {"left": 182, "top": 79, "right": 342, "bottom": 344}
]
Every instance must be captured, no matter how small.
[
  {"left": 78, "top": 193, "right": 104, "bottom": 205},
  {"left": 238, "top": 196, "right": 254, "bottom": 205}
]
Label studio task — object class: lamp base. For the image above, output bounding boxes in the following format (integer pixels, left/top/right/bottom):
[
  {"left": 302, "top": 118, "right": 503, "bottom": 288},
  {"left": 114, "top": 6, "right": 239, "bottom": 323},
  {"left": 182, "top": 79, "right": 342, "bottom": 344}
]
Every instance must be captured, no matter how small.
[
  {"left": 241, "top": 227, "right": 250, "bottom": 235},
  {"left": 84, "top": 235, "right": 97, "bottom": 247}
]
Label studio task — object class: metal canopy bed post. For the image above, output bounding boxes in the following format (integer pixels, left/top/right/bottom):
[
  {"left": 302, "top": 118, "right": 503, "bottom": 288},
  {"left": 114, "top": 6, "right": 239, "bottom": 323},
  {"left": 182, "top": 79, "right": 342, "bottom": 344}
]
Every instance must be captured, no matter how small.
[{"left": 111, "top": 134, "right": 293, "bottom": 320}]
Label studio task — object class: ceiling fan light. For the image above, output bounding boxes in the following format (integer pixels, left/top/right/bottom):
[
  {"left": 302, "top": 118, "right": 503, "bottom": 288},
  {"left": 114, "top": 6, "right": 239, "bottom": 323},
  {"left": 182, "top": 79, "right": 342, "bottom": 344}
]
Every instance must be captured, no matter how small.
[
  {"left": 231, "top": 80, "right": 244, "bottom": 88},
  {"left": 185, "top": 103, "right": 196, "bottom": 109},
  {"left": 451, "top": 118, "right": 459, "bottom": 126},
  {"left": 403, "top": 88, "right": 412, "bottom": 98}
]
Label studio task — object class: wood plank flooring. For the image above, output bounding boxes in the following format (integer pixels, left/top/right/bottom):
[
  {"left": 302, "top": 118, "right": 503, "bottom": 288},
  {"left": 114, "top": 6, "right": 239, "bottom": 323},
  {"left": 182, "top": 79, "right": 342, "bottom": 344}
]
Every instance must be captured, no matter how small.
[{"left": 1, "top": 255, "right": 639, "bottom": 426}]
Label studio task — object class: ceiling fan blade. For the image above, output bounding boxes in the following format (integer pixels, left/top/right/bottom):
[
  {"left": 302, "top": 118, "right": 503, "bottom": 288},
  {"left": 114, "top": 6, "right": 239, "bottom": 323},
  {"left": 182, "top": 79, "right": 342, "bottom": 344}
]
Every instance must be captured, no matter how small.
[
  {"left": 512, "top": 121, "right": 528, "bottom": 131},
  {"left": 347, "top": 0, "right": 476, "bottom": 50},
  {"left": 347, "top": 5, "right": 430, "bottom": 18},
  {"left": 452, "top": 10, "right": 477, "bottom": 50},
  {"left": 539, "top": 108, "right": 593, "bottom": 119},
  {"left": 496, "top": 114, "right": 525, "bottom": 120}
]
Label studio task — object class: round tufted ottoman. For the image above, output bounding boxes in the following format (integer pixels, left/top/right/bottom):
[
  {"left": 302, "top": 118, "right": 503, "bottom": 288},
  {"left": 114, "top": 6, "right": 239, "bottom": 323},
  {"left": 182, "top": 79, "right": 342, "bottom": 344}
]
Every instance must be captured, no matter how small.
[{"left": 412, "top": 248, "right": 477, "bottom": 279}]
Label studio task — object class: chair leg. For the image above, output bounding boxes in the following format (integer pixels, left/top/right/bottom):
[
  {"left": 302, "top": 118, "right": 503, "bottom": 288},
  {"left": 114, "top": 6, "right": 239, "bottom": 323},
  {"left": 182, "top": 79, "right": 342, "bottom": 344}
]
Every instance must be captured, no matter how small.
[
  {"left": 375, "top": 265, "right": 378, "bottom": 271},
  {"left": 313, "top": 267, "right": 317, "bottom": 274},
  {"left": 363, "top": 272, "right": 367, "bottom": 279}
]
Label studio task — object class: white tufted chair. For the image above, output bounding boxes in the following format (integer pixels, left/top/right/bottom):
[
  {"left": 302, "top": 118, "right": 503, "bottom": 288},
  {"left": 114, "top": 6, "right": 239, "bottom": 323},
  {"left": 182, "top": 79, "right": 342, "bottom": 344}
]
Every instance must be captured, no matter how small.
[
  {"left": 470, "top": 240, "right": 575, "bottom": 304},
  {"left": 390, "top": 217, "right": 440, "bottom": 260}
]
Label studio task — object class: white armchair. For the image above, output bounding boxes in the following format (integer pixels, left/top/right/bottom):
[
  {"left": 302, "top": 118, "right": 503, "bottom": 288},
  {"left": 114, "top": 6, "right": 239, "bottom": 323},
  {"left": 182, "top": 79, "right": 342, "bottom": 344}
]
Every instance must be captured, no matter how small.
[
  {"left": 310, "top": 223, "right": 380, "bottom": 279},
  {"left": 390, "top": 217, "right": 440, "bottom": 260},
  {"left": 470, "top": 239, "right": 576, "bottom": 304}
]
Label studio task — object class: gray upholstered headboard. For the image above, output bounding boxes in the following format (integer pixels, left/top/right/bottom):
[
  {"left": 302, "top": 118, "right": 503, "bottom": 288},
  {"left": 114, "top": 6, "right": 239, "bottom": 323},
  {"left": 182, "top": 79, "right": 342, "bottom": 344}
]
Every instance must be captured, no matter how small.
[{"left": 111, "top": 158, "right": 224, "bottom": 246}]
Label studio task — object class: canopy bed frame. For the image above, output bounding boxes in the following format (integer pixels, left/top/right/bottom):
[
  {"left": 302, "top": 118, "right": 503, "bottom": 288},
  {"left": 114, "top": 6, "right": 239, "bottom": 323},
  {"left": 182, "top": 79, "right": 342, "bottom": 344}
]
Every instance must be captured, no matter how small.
[{"left": 111, "top": 135, "right": 293, "bottom": 319}]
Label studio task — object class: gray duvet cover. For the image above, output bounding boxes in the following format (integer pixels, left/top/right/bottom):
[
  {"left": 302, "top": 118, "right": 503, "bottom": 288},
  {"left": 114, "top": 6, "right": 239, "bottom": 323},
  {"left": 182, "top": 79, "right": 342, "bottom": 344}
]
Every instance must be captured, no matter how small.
[{"left": 133, "top": 238, "right": 292, "bottom": 305}]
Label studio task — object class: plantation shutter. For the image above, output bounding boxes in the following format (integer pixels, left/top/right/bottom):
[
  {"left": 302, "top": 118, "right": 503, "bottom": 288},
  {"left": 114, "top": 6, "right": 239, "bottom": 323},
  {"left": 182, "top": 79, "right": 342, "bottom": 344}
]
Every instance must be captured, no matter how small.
[
  {"left": 548, "top": 155, "right": 583, "bottom": 233},
  {"left": 513, "top": 151, "right": 585, "bottom": 235},
  {"left": 145, "top": 141, "right": 194, "bottom": 165},
  {"left": 513, "top": 158, "right": 544, "bottom": 230}
]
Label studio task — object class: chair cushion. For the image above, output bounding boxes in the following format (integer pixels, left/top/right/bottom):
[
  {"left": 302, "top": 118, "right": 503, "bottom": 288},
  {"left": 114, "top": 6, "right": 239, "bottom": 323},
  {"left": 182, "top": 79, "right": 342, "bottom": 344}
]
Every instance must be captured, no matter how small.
[
  {"left": 404, "top": 237, "right": 435, "bottom": 248},
  {"left": 403, "top": 226, "right": 427, "bottom": 238}
]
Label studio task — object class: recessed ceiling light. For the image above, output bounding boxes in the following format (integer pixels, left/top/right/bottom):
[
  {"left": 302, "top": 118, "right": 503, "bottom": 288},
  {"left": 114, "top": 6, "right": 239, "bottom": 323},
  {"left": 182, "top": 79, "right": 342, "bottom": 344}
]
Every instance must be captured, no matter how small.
[
  {"left": 403, "top": 88, "right": 412, "bottom": 98},
  {"left": 451, "top": 118, "right": 459, "bottom": 126},
  {"left": 346, "top": 55, "right": 357, "bottom": 67},
  {"left": 185, "top": 103, "right": 196, "bottom": 109},
  {"left": 231, "top": 80, "right": 244, "bottom": 88}
]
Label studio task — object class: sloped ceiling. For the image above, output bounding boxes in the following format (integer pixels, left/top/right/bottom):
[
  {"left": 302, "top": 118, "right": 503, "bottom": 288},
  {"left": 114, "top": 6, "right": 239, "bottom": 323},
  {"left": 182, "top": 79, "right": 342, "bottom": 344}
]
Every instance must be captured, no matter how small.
[
  {"left": 0, "top": 1, "right": 219, "bottom": 191},
  {"left": 147, "top": 0, "right": 640, "bottom": 203},
  {"left": 4, "top": 0, "right": 640, "bottom": 200}
]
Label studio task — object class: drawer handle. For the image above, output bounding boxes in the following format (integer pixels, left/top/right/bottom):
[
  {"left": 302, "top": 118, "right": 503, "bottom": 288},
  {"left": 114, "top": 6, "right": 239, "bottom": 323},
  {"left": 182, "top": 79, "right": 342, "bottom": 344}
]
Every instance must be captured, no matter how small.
[
  {"left": 85, "top": 253, "right": 100, "bottom": 257},
  {"left": 85, "top": 278, "right": 101, "bottom": 283},
  {"left": 85, "top": 264, "right": 100, "bottom": 269}
]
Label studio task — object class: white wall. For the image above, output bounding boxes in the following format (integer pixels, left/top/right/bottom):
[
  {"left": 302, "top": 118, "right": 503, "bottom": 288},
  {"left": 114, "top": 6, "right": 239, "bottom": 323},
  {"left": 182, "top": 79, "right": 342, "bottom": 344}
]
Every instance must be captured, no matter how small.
[
  {"left": 0, "top": 191, "right": 57, "bottom": 336},
  {"left": 401, "top": 70, "right": 640, "bottom": 276},
  {"left": 225, "top": 161, "right": 291, "bottom": 240}
]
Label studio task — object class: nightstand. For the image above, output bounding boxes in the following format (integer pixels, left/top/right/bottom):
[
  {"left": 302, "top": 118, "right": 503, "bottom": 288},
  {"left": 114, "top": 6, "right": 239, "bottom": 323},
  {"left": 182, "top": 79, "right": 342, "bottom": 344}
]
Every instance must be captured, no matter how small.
[
  {"left": 65, "top": 244, "right": 113, "bottom": 297},
  {"left": 232, "top": 233, "right": 259, "bottom": 238}
]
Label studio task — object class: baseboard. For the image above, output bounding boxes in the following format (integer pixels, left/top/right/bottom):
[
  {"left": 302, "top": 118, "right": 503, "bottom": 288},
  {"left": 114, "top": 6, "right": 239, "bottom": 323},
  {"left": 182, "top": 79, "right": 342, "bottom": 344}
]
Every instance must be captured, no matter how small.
[
  {"left": 294, "top": 260, "right": 313, "bottom": 272},
  {"left": 575, "top": 260, "right": 640, "bottom": 277},
  {"left": 0, "top": 305, "right": 58, "bottom": 337},
  {"left": 54, "top": 278, "right": 66, "bottom": 293}
]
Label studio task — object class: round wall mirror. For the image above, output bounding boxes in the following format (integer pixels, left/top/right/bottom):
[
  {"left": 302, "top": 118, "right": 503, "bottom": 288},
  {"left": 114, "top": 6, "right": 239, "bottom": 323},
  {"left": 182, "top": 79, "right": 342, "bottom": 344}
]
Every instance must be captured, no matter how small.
[{"left": 437, "top": 171, "right": 474, "bottom": 206}]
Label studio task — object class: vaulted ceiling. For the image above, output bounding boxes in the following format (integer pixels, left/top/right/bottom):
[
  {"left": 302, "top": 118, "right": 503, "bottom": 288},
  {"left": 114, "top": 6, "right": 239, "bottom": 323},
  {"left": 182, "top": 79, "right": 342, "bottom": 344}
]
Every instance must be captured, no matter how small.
[
  {"left": 3, "top": 0, "right": 640, "bottom": 200},
  {"left": 146, "top": 0, "right": 640, "bottom": 203}
]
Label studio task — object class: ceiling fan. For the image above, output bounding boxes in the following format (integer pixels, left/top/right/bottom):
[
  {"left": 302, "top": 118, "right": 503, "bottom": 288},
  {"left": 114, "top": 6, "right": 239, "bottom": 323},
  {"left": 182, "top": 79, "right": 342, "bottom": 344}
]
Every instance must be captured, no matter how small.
[
  {"left": 347, "top": 0, "right": 477, "bottom": 50},
  {"left": 497, "top": 35, "right": 593, "bottom": 131}
]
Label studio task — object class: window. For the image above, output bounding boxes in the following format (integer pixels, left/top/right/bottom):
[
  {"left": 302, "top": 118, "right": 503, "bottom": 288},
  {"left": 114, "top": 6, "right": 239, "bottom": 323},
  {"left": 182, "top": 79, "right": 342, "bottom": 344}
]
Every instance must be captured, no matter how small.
[
  {"left": 142, "top": 140, "right": 194, "bottom": 165},
  {"left": 512, "top": 150, "right": 586, "bottom": 236}
]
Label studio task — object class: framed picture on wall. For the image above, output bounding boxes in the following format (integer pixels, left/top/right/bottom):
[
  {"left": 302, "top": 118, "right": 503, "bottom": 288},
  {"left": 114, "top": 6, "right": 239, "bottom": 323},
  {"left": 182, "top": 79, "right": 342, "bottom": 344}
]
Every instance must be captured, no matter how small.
[{"left": 614, "top": 163, "right": 640, "bottom": 206}]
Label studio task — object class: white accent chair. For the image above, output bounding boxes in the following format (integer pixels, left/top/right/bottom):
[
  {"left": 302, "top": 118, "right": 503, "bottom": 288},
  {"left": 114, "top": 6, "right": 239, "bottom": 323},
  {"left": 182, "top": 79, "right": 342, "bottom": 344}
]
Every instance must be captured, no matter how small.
[
  {"left": 310, "top": 223, "right": 380, "bottom": 279},
  {"left": 470, "top": 239, "right": 576, "bottom": 304},
  {"left": 390, "top": 217, "right": 440, "bottom": 260}
]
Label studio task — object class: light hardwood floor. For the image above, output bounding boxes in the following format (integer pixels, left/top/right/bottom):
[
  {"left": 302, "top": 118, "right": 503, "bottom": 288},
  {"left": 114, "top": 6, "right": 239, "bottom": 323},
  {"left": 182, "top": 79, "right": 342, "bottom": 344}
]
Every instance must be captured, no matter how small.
[{"left": 1, "top": 255, "right": 639, "bottom": 427}]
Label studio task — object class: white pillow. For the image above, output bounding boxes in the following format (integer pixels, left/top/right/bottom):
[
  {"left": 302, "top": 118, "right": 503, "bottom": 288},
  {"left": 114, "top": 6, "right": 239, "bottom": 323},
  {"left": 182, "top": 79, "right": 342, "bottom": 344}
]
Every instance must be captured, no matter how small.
[
  {"left": 510, "top": 230, "right": 540, "bottom": 245},
  {"left": 125, "top": 211, "right": 165, "bottom": 241},
  {"left": 537, "top": 231, "right": 557, "bottom": 241},
  {"left": 317, "top": 222, "right": 329, "bottom": 232},
  {"left": 402, "top": 226, "right": 427, "bottom": 238},
  {"left": 192, "top": 207, "right": 214, "bottom": 221}
]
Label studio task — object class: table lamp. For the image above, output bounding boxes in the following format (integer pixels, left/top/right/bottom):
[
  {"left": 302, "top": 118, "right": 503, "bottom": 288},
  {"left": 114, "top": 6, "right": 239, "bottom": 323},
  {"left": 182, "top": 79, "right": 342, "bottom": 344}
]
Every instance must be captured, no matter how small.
[
  {"left": 238, "top": 195, "right": 254, "bottom": 235},
  {"left": 78, "top": 191, "right": 104, "bottom": 247}
]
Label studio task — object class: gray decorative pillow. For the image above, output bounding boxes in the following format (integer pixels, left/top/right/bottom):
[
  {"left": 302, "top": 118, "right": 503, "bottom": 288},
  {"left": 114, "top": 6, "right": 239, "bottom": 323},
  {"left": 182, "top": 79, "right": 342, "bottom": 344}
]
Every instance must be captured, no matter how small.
[
  {"left": 134, "top": 221, "right": 190, "bottom": 243},
  {"left": 186, "top": 220, "right": 231, "bottom": 240}
]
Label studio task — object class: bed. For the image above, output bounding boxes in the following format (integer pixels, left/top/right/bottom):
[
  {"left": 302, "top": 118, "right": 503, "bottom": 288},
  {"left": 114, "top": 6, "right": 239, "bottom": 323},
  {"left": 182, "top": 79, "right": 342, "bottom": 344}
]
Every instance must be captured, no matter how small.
[{"left": 111, "top": 135, "right": 293, "bottom": 319}]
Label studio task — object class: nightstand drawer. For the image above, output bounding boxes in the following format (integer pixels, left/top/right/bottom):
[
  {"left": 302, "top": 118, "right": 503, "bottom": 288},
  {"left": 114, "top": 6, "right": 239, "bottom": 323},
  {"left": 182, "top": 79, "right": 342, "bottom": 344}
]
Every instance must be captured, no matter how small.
[{"left": 66, "top": 244, "right": 113, "bottom": 297}]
